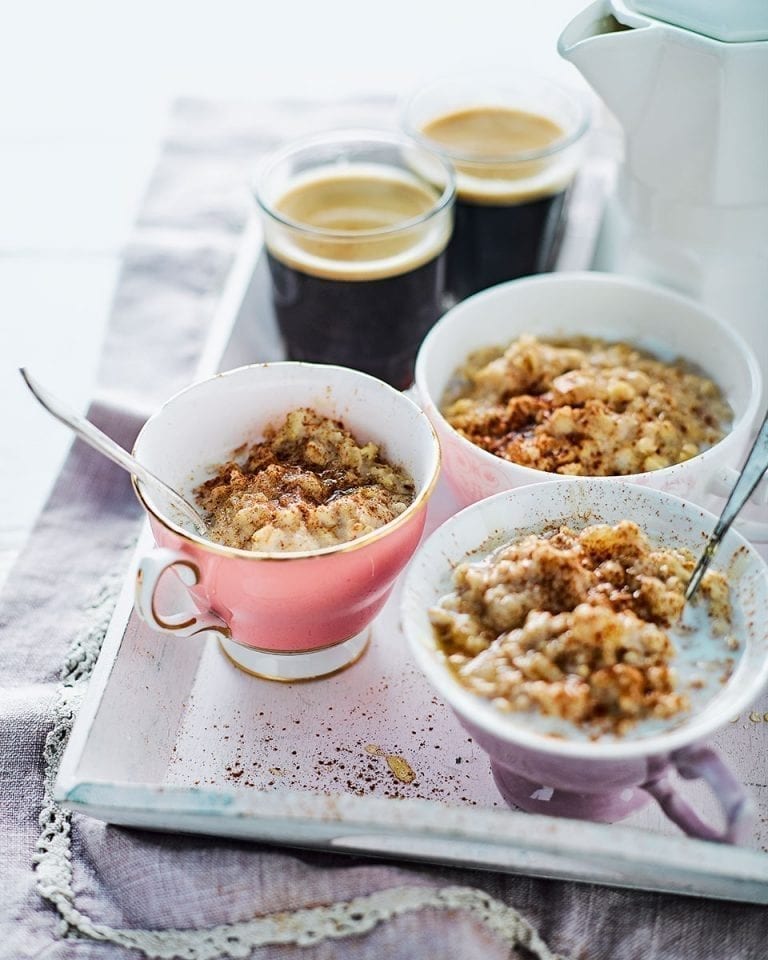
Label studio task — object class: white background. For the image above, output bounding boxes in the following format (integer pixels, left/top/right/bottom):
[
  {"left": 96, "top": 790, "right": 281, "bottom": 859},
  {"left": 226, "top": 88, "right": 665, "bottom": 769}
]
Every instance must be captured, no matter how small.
[{"left": 0, "top": 0, "right": 589, "bottom": 584}]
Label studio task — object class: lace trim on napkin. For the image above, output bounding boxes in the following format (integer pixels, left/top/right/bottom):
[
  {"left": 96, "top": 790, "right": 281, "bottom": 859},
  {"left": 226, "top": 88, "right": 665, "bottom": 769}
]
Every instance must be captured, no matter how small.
[{"left": 33, "top": 570, "right": 563, "bottom": 960}]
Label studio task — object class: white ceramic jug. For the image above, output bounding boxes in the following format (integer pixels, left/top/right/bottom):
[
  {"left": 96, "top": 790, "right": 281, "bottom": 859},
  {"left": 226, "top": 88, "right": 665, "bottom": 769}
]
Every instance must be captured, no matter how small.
[{"left": 559, "top": 0, "right": 768, "bottom": 404}]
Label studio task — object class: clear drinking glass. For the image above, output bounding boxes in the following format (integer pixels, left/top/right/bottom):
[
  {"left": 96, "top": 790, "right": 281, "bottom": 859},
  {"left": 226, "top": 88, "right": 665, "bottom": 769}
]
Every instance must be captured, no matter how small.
[
  {"left": 403, "top": 72, "right": 589, "bottom": 304},
  {"left": 255, "top": 130, "right": 455, "bottom": 389}
]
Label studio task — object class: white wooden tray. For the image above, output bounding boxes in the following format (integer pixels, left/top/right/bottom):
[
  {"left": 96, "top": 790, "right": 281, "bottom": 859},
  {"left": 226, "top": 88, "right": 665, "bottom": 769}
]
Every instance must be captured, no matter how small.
[{"left": 55, "top": 194, "right": 768, "bottom": 905}]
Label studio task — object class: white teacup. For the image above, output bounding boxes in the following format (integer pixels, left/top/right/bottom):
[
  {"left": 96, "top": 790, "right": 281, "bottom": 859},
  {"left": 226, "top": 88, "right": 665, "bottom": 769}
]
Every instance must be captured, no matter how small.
[{"left": 414, "top": 272, "right": 767, "bottom": 538}]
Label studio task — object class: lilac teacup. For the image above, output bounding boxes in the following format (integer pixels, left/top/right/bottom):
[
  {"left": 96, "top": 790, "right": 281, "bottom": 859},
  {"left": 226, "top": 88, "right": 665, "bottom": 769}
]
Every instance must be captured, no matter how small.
[{"left": 402, "top": 480, "right": 768, "bottom": 842}]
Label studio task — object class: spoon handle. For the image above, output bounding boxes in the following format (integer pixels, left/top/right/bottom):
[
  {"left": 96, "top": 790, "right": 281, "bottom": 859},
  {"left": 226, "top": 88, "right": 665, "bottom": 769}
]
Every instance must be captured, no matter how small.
[
  {"left": 19, "top": 368, "right": 206, "bottom": 535},
  {"left": 685, "top": 410, "right": 768, "bottom": 601}
]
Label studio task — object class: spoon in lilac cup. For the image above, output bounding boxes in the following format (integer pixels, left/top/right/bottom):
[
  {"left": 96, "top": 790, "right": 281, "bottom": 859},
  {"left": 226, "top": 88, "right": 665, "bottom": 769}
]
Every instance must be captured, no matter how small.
[
  {"left": 19, "top": 368, "right": 209, "bottom": 537},
  {"left": 685, "top": 409, "right": 768, "bottom": 603}
]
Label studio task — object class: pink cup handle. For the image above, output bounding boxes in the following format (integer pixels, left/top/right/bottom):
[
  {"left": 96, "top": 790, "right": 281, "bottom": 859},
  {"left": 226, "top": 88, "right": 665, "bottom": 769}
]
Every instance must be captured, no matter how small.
[
  {"left": 135, "top": 547, "right": 230, "bottom": 639},
  {"left": 641, "top": 744, "right": 753, "bottom": 844}
]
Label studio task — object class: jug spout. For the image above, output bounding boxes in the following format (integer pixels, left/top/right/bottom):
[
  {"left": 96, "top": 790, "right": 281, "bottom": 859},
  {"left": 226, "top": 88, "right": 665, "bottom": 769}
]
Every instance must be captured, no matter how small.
[{"left": 558, "top": 0, "right": 660, "bottom": 129}]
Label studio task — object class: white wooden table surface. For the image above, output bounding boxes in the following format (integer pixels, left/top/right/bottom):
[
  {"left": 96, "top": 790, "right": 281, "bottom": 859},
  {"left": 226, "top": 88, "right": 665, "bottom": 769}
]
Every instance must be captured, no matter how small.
[{"left": 0, "top": 0, "right": 588, "bottom": 590}]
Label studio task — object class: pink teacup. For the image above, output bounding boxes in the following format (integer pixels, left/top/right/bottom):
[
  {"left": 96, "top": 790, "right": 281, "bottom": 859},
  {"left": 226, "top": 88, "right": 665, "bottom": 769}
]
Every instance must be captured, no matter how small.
[
  {"left": 402, "top": 479, "right": 768, "bottom": 842},
  {"left": 133, "top": 362, "right": 440, "bottom": 680}
]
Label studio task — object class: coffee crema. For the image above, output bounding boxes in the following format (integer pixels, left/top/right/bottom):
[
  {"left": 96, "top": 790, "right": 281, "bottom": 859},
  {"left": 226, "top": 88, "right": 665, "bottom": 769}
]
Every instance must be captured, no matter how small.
[
  {"left": 420, "top": 105, "right": 568, "bottom": 203},
  {"left": 266, "top": 166, "right": 449, "bottom": 279},
  {"left": 263, "top": 164, "right": 452, "bottom": 388}
]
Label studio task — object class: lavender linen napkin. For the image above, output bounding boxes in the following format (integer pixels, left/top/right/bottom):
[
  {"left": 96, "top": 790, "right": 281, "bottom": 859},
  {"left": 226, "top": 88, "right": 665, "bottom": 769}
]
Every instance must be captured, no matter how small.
[{"left": 2, "top": 97, "right": 767, "bottom": 960}]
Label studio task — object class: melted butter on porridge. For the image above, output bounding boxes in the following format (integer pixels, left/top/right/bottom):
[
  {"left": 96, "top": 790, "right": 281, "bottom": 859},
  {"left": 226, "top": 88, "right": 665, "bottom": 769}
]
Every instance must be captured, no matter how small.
[
  {"left": 194, "top": 408, "right": 415, "bottom": 552},
  {"left": 441, "top": 335, "right": 731, "bottom": 475},
  {"left": 430, "top": 520, "right": 736, "bottom": 738}
]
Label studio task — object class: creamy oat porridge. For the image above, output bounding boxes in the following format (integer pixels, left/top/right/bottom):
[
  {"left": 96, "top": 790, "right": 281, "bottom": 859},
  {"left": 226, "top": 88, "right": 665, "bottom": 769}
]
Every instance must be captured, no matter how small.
[
  {"left": 429, "top": 520, "right": 734, "bottom": 737},
  {"left": 194, "top": 408, "right": 415, "bottom": 552},
  {"left": 441, "top": 335, "right": 731, "bottom": 475}
]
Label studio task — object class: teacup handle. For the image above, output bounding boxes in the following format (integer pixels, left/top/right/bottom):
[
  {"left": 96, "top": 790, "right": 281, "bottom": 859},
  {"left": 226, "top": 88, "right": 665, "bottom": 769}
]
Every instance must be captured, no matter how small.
[
  {"left": 135, "top": 547, "right": 231, "bottom": 638},
  {"left": 641, "top": 744, "right": 753, "bottom": 844},
  {"left": 706, "top": 465, "right": 768, "bottom": 541}
]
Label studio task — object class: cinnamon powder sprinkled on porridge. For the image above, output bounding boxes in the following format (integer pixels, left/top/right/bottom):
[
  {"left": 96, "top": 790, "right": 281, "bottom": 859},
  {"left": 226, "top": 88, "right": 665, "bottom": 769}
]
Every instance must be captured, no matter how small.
[
  {"left": 430, "top": 520, "right": 732, "bottom": 736},
  {"left": 194, "top": 408, "right": 415, "bottom": 552},
  {"left": 441, "top": 335, "right": 731, "bottom": 475}
]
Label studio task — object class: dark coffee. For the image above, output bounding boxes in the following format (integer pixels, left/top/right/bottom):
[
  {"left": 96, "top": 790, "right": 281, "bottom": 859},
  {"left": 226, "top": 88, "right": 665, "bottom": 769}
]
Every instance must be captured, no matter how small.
[
  {"left": 264, "top": 169, "right": 451, "bottom": 389},
  {"left": 447, "top": 189, "right": 568, "bottom": 300},
  {"left": 420, "top": 105, "right": 575, "bottom": 302},
  {"left": 266, "top": 251, "right": 446, "bottom": 390}
]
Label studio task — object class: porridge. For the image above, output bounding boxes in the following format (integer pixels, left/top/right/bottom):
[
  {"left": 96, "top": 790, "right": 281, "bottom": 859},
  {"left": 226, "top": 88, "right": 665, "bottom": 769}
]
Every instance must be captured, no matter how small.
[
  {"left": 194, "top": 408, "right": 415, "bottom": 552},
  {"left": 429, "top": 520, "right": 734, "bottom": 737},
  {"left": 441, "top": 335, "right": 731, "bottom": 475}
]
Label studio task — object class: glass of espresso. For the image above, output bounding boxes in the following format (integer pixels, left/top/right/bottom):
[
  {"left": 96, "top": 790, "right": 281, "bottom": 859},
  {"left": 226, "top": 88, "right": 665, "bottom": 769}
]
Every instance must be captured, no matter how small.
[
  {"left": 254, "top": 131, "right": 455, "bottom": 389},
  {"left": 403, "top": 73, "right": 589, "bottom": 303}
]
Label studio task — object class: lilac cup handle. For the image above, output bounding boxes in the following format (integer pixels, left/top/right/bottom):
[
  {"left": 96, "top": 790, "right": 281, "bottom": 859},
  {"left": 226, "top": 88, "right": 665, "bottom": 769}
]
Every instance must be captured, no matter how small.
[{"left": 641, "top": 744, "right": 753, "bottom": 843}]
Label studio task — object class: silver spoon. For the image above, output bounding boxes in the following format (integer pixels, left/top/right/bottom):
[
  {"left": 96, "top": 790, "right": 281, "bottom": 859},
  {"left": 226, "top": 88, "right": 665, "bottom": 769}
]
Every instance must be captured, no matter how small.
[
  {"left": 685, "top": 409, "right": 768, "bottom": 603},
  {"left": 19, "top": 368, "right": 208, "bottom": 537}
]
